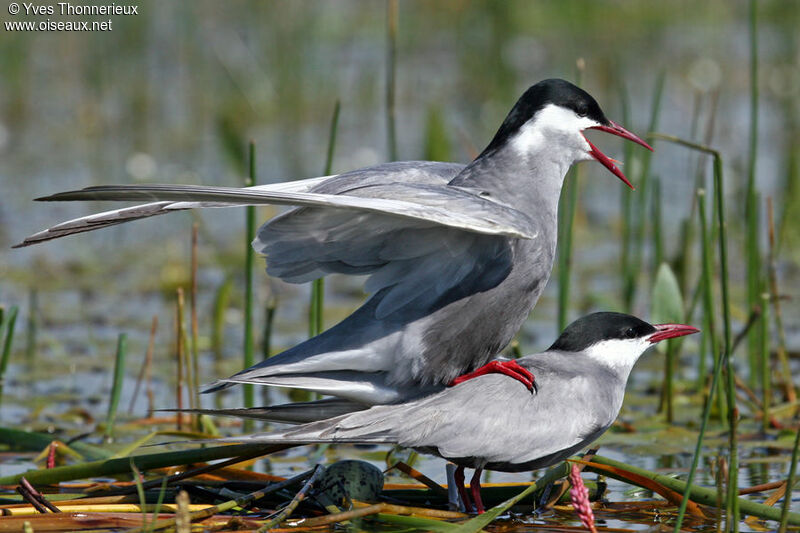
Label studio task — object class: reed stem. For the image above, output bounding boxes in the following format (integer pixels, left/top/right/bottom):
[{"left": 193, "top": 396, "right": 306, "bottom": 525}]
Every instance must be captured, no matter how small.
[
  {"left": 175, "top": 289, "right": 185, "bottom": 431},
  {"left": 745, "top": 0, "right": 762, "bottom": 391},
  {"left": 190, "top": 223, "right": 200, "bottom": 423},
  {"left": 0, "top": 307, "right": 19, "bottom": 412},
  {"left": 128, "top": 315, "right": 158, "bottom": 417},
  {"left": 25, "top": 289, "right": 37, "bottom": 363},
  {"left": 243, "top": 141, "right": 257, "bottom": 431},
  {"left": 779, "top": 423, "right": 800, "bottom": 532},
  {"left": 627, "top": 72, "right": 665, "bottom": 306},
  {"left": 556, "top": 60, "right": 584, "bottom": 331},
  {"left": 760, "top": 290, "right": 770, "bottom": 433},
  {"left": 104, "top": 333, "right": 127, "bottom": 441},
  {"left": 309, "top": 100, "right": 341, "bottom": 339},
  {"left": 766, "top": 198, "right": 796, "bottom": 407},
  {"left": 386, "top": 0, "right": 398, "bottom": 161},
  {"left": 672, "top": 342, "right": 723, "bottom": 531}
]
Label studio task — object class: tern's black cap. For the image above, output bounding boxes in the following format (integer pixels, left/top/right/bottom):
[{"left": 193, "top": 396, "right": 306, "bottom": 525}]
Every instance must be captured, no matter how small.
[
  {"left": 483, "top": 78, "right": 610, "bottom": 155},
  {"left": 548, "top": 312, "right": 657, "bottom": 353}
]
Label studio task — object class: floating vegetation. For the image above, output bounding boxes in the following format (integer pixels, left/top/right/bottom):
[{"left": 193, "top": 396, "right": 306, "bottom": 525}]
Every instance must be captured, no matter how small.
[{"left": 2, "top": 2, "right": 799, "bottom": 532}]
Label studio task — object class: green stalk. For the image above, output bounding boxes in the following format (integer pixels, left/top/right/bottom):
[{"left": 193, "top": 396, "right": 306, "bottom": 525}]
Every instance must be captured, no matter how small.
[
  {"left": 766, "top": 198, "right": 796, "bottom": 406},
  {"left": 745, "top": 0, "right": 761, "bottom": 391},
  {"left": 652, "top": 177, "right": 663, "bottom": 270},
  {"left": 713, "top": 145, "right": 738, "bottom": 533},
  {"left": 0, "top": 427, "right": 110, "bottom": 460},
  {"left": 651, "top": 135, "right": 736, "bottom": 526},
  {"left": 104, "top": 333, "right": 128, "bottom": 440},
  {"left": 587, "top": 455, "right": 800, "bottom": 526},
  {"left": 557, "top": 62, "right": 583, "bottom": 332},
  {"left": 263, "top": 298, "right": 276, "bottom": 361},
  {"left": 309, "top": 100, "right": 341, "bottom": 339},
  {"left": 0, "top": 443, "right": 288, "bottom": 486},
  {"left": 386, "top": 0, "right": 398, "bottom": 161},
  {"left": 189, "top": 223, "right": 201, "bottom": 426},
  {"left": 212, "top": 277, "right": 232, "bottom": 409},
  {"left": 778, "top": 423, "right": 800, "bottom": 533},
  {"left": 243, "top": 141, "right": 257, "bottom": 431},
  {"left": 619, "top": 86, "right": 635, "bottom": 311},
  {"left": 665, "top": 339, "right": 675, "bottom": 423},
  {"left": 698, "top": 189, "right": 724, "bottom": 420},
  {"left": 627, "top": 72, "right": 665, "bottom": 307},
  {"left": 25, "top": 289, "right": 37, "bottom": 362},
  {"left": 0, "top": 307, "right": 19, "bottom": 410},
  {"left": 760, "top": 290, "right": 770, "bottom": 433},
  {"left": 673, "top": 336, "right": 724, "bottom": 531}
]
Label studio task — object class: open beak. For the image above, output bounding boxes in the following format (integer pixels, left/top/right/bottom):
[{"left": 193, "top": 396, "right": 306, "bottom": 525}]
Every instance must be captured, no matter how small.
[
  {"left": 584, "top": 121, "right": 653, "bottom": 190},
  {"left": 648, "top": 323, "right": 700, "bottom": 344}
]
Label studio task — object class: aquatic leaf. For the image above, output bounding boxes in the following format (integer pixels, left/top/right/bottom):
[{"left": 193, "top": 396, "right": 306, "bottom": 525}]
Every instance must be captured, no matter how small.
[{"left": 651, "top": 262, "right": 685, "bottom": 325}]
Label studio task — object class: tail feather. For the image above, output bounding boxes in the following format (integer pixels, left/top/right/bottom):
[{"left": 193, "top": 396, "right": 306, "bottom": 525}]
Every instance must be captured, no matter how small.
[
  {"left": 165, "top": 398, "right": 368, "bottom": 424},
  {"left": 203, "top": 370, "right": 436, "bottom": 405}
]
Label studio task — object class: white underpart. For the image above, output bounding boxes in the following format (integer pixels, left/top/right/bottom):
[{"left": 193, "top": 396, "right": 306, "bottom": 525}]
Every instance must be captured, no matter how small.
[
  {"left": 583, "top": 337, "right": 653, "bottom": 378},
  {"left": 510, "top": 104, "right": 599, "bottom": 166}
]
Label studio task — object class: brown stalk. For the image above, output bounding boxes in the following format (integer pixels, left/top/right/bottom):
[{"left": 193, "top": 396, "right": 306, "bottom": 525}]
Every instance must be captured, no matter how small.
[
  {"left": 129, "top": 315, "right": 158, "bottom": 416},
  {"left": 190, "top": 223, "right": 201, "bottom": 430},
  {"left": 175, "top": 289, "right": 184, "bottom": 431},
  {"left": 257, "top": 465, "right": 324, "bottom": 531},
  {"left": 766, "top": 198, "right": 796, "bottom": 407},
  {"left": 292, "top": 501, "right": 466, "bottom": 528},
  {"left": 386, "top": 461, "right": 447, "bottom": 495},
  {"left": 16, "top": 477, "right": 60, "bottom": 514}
]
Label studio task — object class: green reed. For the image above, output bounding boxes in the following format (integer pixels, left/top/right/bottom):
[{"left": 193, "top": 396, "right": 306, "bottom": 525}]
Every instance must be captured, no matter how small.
[
  {"left": 624, "top": 72, "right": 664, "bottom": 308},
  {"left": 766, "top": 199, "right": 796, "bottom": 405},
  {"left": 745, "top": 0, "right": 762, "bottom": 388},
  {"left": 0, "top": 306, "right": 19, "bottom": 411},
  {"left": 697, "top": 189, "right": 724, "bottom": 420},
  {"left": 212, "top": 277, "right": 232, "bottom": 409},
  {"left": 556, "top": 60, "right": 584, "bottom": 332},
  {"left": 309, "top": 100, "right": 341, "bottom": 339},
  {"left": 760, "top": 290, "right": 770, "bottom": 433},
  {"left": 386, "top": 0, "right": 398, "bottom": 162},
  {"left": 672, "top": 339, "right": 723, "bottom": 532},
  {"left": 650, "top": 133, "right": 737, "bottom": 527},
  {"left": 104, "top": 333, "right": 128, "bottom": 440},
  {"left": 243, "top": 142, "right": 257, "bottom": 430},
  {"left": 25, "top": 289, "right": 37, "bottom": 362},
  {"left": 779, "top": 424, "right": 800, "bottom": 533}
]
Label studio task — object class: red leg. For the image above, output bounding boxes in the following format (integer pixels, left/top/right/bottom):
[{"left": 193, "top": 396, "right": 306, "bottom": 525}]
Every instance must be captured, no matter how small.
[
  {"left": 454, "top": 465, "right": 473, "bottom": 512},
  {"left": 449, "top": 360, "right": 536, "bottom": 393},
  {"left": 470, "top": 468, "right": 485, "bottom": 514}
]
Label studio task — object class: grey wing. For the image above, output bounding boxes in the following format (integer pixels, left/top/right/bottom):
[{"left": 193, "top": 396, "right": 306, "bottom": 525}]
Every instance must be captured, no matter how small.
[
  {"left": 13, "top": 176, "right": 334, "bottom": 247},
  {"left": 15, "top": 161, "right": 535, "bottom": 247},
  {"left": 259, "top": 175, "right": 534, "bottom": 318}
]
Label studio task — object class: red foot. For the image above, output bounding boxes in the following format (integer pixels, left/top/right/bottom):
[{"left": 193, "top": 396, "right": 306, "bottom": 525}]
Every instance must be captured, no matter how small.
[{"left": 449, "top": 360, "right": 536, "bottom": 393}]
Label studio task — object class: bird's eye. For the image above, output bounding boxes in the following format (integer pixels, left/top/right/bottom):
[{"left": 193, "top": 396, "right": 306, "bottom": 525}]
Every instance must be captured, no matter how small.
[
  {"left": 575, "top": 105, "right": 588, "bottom": 117},
  {"left": 624, "top": 328, "right": 637, "bottom": 339}
]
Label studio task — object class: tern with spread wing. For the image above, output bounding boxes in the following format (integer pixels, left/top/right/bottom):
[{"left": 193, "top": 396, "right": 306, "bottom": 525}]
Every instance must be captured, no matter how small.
[{"left": 16, "top": 79, "right": 652, "bottom": 404}]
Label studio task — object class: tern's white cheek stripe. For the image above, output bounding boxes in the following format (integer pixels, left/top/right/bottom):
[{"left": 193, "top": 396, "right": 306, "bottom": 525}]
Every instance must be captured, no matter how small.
[
  {"left": 510, "top": 104, "right": 598, "bottom": 161},
  {"left": 583, "top": 337, "right": 652, "bottom": 374}
]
